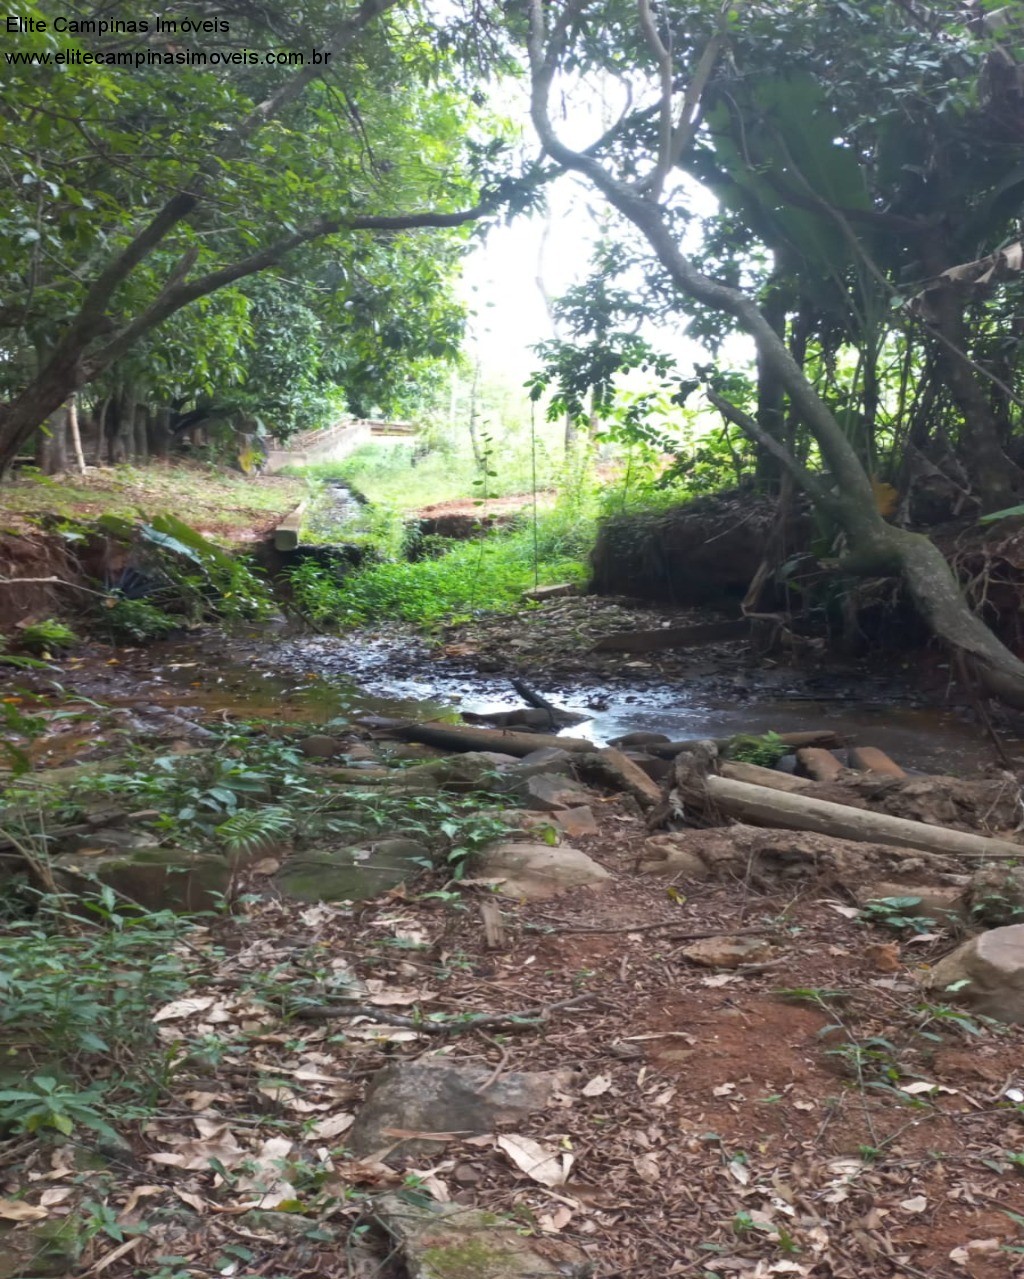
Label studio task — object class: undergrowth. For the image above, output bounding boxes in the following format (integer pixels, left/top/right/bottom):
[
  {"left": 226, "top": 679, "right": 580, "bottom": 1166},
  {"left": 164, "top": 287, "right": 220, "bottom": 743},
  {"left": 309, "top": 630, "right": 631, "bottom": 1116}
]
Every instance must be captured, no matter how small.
[{"left": 288, "top": 507, "right": 592, "bottom": 629}]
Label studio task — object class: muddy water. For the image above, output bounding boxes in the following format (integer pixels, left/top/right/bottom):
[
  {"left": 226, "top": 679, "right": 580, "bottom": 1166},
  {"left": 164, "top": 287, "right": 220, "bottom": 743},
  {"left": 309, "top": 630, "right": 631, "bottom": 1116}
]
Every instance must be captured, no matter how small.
[
  {"left": 194, "top": 630, "right": 1014, "bottom": 777},
  {"left": 32, "top": 621, "right": 1017, "bottom": 778}
]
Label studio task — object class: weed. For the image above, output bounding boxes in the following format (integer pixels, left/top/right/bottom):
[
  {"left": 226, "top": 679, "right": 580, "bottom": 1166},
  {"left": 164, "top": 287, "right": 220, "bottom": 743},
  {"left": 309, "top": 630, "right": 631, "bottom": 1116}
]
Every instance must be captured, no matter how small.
[
  {"left": 858, "top": 896, "right": 937, "bottom": 935},
  {"left": 288, "top": 514, "right": 589, "bottom": 630},
  {"left": 0, "top": 1075, "right": 123, "bottom": 1144},
  {"left": 94, "top": 595, "right": 179, "bottom": 644},
  {"left": 725, "top": 731, "right": 788, "bottom": 768},
  {"left": 17, "top": 619, "right": 78, "bottom": 656}
]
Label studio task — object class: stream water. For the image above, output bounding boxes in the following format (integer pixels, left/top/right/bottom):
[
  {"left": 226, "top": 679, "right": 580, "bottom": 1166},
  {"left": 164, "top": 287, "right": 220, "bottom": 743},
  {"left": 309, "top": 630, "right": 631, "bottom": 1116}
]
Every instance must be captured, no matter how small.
[{"left": 81, "top": 621, "right": 1020, "bottom": 778}]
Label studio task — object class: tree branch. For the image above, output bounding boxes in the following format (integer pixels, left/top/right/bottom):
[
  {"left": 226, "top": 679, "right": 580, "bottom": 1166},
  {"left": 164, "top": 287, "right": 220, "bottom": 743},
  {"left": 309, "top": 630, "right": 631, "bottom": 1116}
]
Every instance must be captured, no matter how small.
[
  {"left": 703, "top": 386, "right": 837, "bottom": 512},
  {"left": 86, "top": 199, "right": 498, "bottom": 374}
]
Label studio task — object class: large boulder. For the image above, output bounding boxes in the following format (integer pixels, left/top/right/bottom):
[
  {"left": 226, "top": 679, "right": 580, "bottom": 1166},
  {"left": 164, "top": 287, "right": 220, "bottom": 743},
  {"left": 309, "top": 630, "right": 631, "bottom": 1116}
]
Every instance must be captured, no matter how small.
[
  {"left": 276, "top": 839, "right": 430, "bottom": 903},
  {"left": 52, "top": 848, "right": 230, "bottom": 913},
  {"left": 476, "top": 840, "right": 610, "bottom": 900},
  {"left": 372, "top": 1192, "right": 589, "bottom": 1278},
  {"left": 925, "top": 924, "right": 1024, "bottom": 1023},
  {"left": 348, "top": 1059, "right": 572, "bottom": 1160}
]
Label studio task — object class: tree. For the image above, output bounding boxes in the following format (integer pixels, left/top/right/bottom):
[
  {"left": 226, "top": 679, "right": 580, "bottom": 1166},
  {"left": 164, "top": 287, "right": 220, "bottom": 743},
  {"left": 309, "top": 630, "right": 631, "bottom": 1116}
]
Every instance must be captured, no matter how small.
[
  {"left": 0, "top": 0, "right": 523, "bottom": 473},
  {"left": 520, "top": 0, "right": 1024, "bottom": 707}
]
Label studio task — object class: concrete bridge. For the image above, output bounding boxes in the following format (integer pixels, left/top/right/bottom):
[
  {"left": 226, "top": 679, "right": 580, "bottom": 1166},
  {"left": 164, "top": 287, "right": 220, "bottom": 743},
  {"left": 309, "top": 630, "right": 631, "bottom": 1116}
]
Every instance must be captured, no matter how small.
[{"left": 263, "top": 417, "right": 417, "bottom": 474}]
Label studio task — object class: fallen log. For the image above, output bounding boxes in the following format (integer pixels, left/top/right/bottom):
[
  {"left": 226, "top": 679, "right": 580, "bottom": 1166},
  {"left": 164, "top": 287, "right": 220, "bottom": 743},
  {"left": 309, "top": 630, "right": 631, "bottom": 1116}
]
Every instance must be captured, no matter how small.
[
  {"left": 719, "top": 760, "right": 815, "bottom": 794},
  {"left": 848, "top": 745, "right": 906, "bottom": 778},
  {"left": 796, "top": 747, "right": 846, "bottom": 782},
  {"left": 648, "top": 729, "right": 840, "bottom": 759},
  {"left": 390, "top": 720, "right": 593, "bottom": 757},
  {"left": 689, "top": 774, "right": 1024, "bottom": 859},
  {"left": 590, "top": 618, "right": 749, "bottom": 653}
]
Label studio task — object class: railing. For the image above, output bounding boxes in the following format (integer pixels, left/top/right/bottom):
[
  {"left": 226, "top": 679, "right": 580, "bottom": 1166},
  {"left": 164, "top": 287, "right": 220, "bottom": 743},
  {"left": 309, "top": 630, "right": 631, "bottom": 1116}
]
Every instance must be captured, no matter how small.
[{"left": 284, "top": 417, "right": 417, "bottom": 452}]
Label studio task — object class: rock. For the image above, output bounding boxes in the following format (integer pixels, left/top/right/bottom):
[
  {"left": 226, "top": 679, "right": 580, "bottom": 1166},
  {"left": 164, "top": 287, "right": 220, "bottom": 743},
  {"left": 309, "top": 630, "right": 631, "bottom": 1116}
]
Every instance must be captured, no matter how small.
[
  {"left": 681, "top": 935, "right": 772, "bottom": 968},
  {"left": 967, "top": 864, "right": 1024, "bottom": 927},
  {"left": 62, "top": 827, "right": 160, "bottom": 854},
  {"left": 521, "top": 774, "right": 594, "bottom": 812},
  {"left": 348, "top": 1059, "right": 572, "bottom": 1159},
  {"left": 796, "top": 747, "right": 845, "bottom": 782},
  {"left": 609, "top": 731, "right": 672, "bottom": 748},
  {"left": 522, "top": 582, "right": 578, "bottom": 600},
  {"left": 925, "top": 925, "right": 1024, "bottom": 1023},
  {"left": 298, "top": 734, "right": 344, "bottom": 758},
  {"left": 579, "top": 747, "right": 664, "bottom": 809},
  {"left": 624, "top": 750, "right": 673, "bottom": 782},
  {"left": 855, "top": 881, "right": 966, "bottom": 920},
  {"left": 52, "top": 848, "right": 230, "bottom": 913},
  {"left": 555, "top": 806, "right": 599, "bottom": 838},
  {"left": 477, "top": 840, "right": 610, "bottom": 900},
  {"left": 505, "top": 747, "right": 578, "bottom": 783},
  {"left": 372, "top": 1191, "right": 588, "bottom": 1278},
  {"left": 276, "top": 839, "right": 430, "bottom": 902},
  {"left": 435, "top": 751, "right": 520, "bottom": 790},
  {"left": 637, "top": 834, "right": 711, "bottom": 881}
]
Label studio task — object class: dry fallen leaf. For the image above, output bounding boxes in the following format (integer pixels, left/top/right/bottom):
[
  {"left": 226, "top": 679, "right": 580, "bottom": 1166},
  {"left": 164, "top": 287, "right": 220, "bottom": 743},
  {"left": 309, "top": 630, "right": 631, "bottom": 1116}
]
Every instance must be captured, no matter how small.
[
  {"left": 900, "top": 1195, "right": 928, "bottom": 1213},
  {"left": 581, "top": 1074, "right": 612, "bottom": 1097},
  {"left": 496, "top": 1134, "right": 573, "bottom": 1187},
  {"left": 152, "top": 995, "right": 217, "bottom": 1023},
  {"left": 633, "top": 1153, "right": 660, "bottom": 1183},
  {"left": 311, "top": 1112, "right": 355, "bottom": 1139},
  {"left": 538, "top": 1204, "right": 574, "bottom": 1232},
  {"left": 0, "top": 1198, "right": 47, "bottom": 1221}
]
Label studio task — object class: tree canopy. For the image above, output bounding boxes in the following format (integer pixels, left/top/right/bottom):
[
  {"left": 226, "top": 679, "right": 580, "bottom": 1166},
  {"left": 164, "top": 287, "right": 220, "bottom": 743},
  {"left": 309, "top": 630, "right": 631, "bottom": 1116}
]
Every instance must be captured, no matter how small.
[{"left": 0, "top": 0, "right": 522, "bottom": 466}]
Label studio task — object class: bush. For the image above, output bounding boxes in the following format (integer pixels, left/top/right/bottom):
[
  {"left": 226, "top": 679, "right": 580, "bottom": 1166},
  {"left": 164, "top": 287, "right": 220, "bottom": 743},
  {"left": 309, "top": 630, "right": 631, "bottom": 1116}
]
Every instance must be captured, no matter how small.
[{"left": 17, "top": 619, "right": 78, "bottom": 655}]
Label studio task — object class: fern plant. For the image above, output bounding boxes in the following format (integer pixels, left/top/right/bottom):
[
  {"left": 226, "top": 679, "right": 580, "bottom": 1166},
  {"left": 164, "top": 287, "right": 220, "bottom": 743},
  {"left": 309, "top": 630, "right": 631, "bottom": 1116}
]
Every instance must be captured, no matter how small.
[{"left": 215, "top": 806, "right": 294, "bottom": 857}]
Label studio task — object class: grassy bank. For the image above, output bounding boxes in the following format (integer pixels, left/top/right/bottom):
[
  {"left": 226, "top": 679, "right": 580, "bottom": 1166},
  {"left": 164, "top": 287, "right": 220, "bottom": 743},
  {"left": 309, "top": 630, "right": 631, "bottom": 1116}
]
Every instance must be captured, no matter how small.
[
  {"left": 2, "top": 462, "right": 303, "bottom": 539},
  {"left": 289, "top": 502, "right": 593, "bottom": 629}
]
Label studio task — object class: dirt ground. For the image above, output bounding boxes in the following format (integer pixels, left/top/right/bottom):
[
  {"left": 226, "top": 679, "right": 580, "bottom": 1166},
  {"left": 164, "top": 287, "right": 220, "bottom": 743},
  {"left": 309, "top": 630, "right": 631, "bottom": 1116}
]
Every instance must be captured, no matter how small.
[{"left": 3, "top": 640, "right": 1024, "bottom": 1279}]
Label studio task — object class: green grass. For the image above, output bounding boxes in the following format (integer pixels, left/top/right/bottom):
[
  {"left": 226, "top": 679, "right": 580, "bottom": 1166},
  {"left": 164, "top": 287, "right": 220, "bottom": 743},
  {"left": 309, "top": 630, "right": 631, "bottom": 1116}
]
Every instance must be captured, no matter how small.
[
  {"left": 289, "top": 503, "right": 594, "bottom": 629},
  {"left": 1, "top": 462, "right": 302, "bottom": 538},
  {"left": 287, "top": 435, "right": 564, "bottom": 511}
]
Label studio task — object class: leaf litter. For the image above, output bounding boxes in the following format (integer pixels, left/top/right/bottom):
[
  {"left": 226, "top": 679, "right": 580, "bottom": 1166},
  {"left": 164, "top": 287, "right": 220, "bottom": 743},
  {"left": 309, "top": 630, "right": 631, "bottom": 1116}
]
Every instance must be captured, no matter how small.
[{"left": 3, "top": 646, "right": 1024, "bottom": 1278}]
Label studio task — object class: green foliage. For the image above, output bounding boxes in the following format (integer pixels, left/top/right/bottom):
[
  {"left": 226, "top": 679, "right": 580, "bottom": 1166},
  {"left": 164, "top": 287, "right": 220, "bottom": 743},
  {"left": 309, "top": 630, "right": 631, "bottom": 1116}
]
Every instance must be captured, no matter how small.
[
  {"left": 17, "top": 619, "right": 78, "bottom": 655},
  {"left": 725, "top": 732, "right": 788, "bottom": 768},
  {"left": 858, "top": 896, "right": 936, "bottom": 935},
  {"left": 95, "top": 595, "right": 179, "bottom": 644},
  {"left": 0, "top": 891, "right": 189, "bottom": 1058},
  {"left": 319, "top": 788, "right": 511, "bottom": 879},
  {"left": 289, "top": 509, "right": 590, "bottom": 630},
  {"left": 0, "top": 1075, "right": 122, "bottom": 1145},
  {"left": 215, "top": 806, "right": 294, "bottom": 858},
  {"left": 71, "top": 735, "right": 312, "bottom": 846}
]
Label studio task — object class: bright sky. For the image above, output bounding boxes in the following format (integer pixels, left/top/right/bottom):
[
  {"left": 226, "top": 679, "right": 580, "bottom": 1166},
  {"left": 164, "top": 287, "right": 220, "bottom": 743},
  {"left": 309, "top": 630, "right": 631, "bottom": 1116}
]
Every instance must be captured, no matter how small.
[{"left": 457, "top": 104, "right": 742, "bottom": 389}]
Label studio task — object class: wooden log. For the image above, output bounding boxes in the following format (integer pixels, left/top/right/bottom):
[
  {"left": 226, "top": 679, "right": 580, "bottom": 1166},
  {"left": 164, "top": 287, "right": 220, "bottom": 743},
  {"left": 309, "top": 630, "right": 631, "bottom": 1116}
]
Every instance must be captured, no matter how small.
[
  {"left": 647, "top": 729, "right": 840, "bottom": 759},
  {"left": 694, "top": 774, "right": 1024, "bottom": 860},
  {"left": 579, "top": 747, "right": 664, "bottom": 808},
  {"left": 719, "top": 760, "right": 815, "bottom": 793},
  {"left": 591, "top": 618, "right": 749, "bottom": 653},
  {"left": 848, "top": 745, "right": 906, "bottom": 778},
  {"left": 392, "top": 720, "right": 594, "bottom": 757},
  {"left": 796, "top": 747, "right": 845, "bottom": 782}
]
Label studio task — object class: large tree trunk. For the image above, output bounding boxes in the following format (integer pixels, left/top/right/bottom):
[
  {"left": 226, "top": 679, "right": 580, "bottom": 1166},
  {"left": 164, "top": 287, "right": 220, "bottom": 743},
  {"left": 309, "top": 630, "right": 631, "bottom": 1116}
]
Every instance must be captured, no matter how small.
[
  {"left": 34, "top": 406, "right": 68, "bottom": 475},
  {"left": 920, "top": 236, "right": 1024, "bottom": 510}
]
